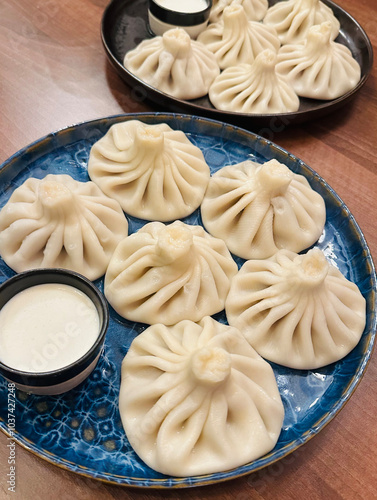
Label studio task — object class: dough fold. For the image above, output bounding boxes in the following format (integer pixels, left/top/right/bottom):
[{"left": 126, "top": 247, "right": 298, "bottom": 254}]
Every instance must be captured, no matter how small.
[
  {"left": 120, "top": 316, "right": 284, "bottom": 476},
  {"left": 226, "top": 248, "right": 366, "bottom": 369},
  {"left": 276, "top": 22, "right": 361, "bottom": 100},
  {"left": 124, "top": 28, "right": 220, "bottom": 99},
  {"left": 104, "top": 221, "right": 238, "bottom": 325},
  {"left": 88, "top": 120, "right": 210, "bottom": 221},
  {"left": 201, "top": 159, "right": 325, "bottom": 259},
  {"left": 0, "top": 174, "right": 128, "bottom": 280}
]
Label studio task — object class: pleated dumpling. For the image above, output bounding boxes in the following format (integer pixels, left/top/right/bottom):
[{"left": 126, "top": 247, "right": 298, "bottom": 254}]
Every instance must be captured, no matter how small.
[
  {"left": 0, "top": 174, "right": 128, "bottom": 280},
  {"left": 201, "top": 159, "right": 325, "bottom": 259},
  {"left": 123, "top": 28, "right": 219, "bottom": 100},
  {"left": 263, "top": 0, "right": 340, "bottom": 45},
  {"left": 198, "top": 4, "right": 280, "bottom": 69},
  {"left": 209, "top": 50, "right": 300, "bottom": 113},
  {"left": 104, "top": 221, "right": 238, "bottom": 325},
  {"left": 119, "top": 316, "right": 284, "bottom": 476},
  {"left": 276, "top": 22, "right": 361, "bottom": 100},
  {"left": 209, "top": 0, "right": 268, "bottom": 23},
  {"left": 226, "top": 248, "right": 366, "bottom": 370},
  {"left": 88, "top": 120, "right": 210, "bottom": 222}
]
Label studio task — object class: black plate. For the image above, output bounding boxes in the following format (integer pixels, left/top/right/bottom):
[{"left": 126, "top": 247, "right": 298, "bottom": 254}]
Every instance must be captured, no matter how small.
[{"left": 101, "top": 0, "right": 373, "bottom": 129}]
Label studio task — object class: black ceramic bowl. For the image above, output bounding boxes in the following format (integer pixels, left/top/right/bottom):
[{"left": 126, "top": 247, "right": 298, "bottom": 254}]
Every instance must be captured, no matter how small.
[
  {"left": 148, "top": 0, "right": 212, "bottom": 38},
  {"left": 0, "top": 268, "right": 109, "bottom": 395}
]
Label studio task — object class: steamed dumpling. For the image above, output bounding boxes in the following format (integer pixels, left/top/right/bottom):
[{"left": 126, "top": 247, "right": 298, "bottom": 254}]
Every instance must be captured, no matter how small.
[
  {"left": 263, "top": 0, "right": 340, "bottom": 45},
  {"left": 88, "top": 120, "right": 210, "bottom": 222},
  {"left": 209, "top": 0, "right": 268, "bottom": 23},
  {"left": 198, "top": 4, "right": 280, "bottom": 70},
  {"left": 104, "top": 221, "right": 238, "bottom": 325},
  {"left": 209, "top": 50, "right": 300, "bottom": 113},
  {"left": 119, "top": 316, "right": 284, "bottom": 476},
  {"left": 226, "top": 248, "right": 366, "bottom": 369},
  {"left": 123, "top": 28, "right": 220, "bottom": 99},
  {"left": 201, "top": 159, "right": 325, "bottom": 259},
  {"left": 276, "top": 22, "right": 361, "bottom": 100},
  {"left": 0, "top": 174, "right": 128, "bottom": 280}
]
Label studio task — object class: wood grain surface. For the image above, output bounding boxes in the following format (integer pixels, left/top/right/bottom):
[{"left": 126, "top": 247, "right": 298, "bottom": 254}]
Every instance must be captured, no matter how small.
[{"left": 0, "top": 1, "right": 376, "bottom": 499}]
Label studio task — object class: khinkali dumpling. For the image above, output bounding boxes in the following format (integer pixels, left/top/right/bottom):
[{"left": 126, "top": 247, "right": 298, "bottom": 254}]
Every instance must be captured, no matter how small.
[
  {"left": 276, "top": 22, "right": 361, "bottom": 100},
  {"left": 88, "top": 120, "right": 210, "bottom": 222},
  {"left": 226, "top": 248, "right": 366, "bottom": 369},
  {"left": 0, "top": 174, "right": 128, "bottom": 280},
  {"left": 104, "top": 221, "right": 238, "bottom": 325},
  {"left": 123, "top": 28, "right": 220, "bottom": 99},
  {"left": 201, "top": 159, "right": 326, "bottom": 260},
  {"left": 209, "top": 0, "right": 268, "bottom": 23},
  {"left": 198, "top": 4, "right": 280, "bottom": 69},
  {"left": 119, "top": 316, "right": 284, "bottom": 476},
  {"left": 263, "top": 0, "right": 340, "bottom": 45},
  {"left": 209, "top": 50, "right": 300, "bottom": 113}
]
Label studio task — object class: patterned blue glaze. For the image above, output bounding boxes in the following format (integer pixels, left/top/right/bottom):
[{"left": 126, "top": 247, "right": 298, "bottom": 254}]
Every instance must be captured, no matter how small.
[{"left": 0, "top": 113, "right": 375, "bottom": 488}]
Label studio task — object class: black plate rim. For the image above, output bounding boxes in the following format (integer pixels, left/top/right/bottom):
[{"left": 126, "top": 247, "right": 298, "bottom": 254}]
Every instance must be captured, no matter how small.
[{"left": 100, "top": 0, "right": 374, "bottom": 127}]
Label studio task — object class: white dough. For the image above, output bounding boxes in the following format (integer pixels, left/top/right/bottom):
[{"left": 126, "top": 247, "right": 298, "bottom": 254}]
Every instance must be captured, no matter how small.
[
  {"left": 209, "top": 0, "right": 268, "bottom": 23},
  {"left": 104, "top": 221, "right": 238, "bottom": 325},
  {"left": 276, "top": 22, "right": 361, "bottom": 100},
  {"left": 263, "top": 0, "right": 340, "bottom": 45},
  {"left": 198, "top": 3, "right": 280, "bottom": 69},
  {"left": 123, "top": 28, "right": 220, "bottom": 99},
  {"left": 201, "top": 159, "right": 326, "bottom": 259},
  {"left": 226, "top": 248, "right": 366, "bottom": 369},
  {"left": 209, "top": 50, "right": 300, "bottom": 113},
  {"left": 88, "top": 120, "right": 210, "bottom": 222},
  {"left": 0, "top": 174, "right": 128, "bottom": 280},
  {"left": 119, "top": 316, "right": 284, "bottom": 476}
]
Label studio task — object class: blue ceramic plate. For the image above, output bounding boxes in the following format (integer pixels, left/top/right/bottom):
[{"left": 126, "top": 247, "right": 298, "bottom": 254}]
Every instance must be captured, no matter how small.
[{"left": 0, "top": 113, "right": 375, "bottom": 488}]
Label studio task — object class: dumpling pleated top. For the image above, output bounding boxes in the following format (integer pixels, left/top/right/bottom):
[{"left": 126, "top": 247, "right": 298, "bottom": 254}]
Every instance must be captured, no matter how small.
[
  {"left": 0, "top": 174, "right": 128, "bottom": 280},
  {"left": 88, "top": 120, "right": 211, "bottom": 222},
  {"left": 104, "top": 221, "right": 238, "bottom": 325},
  {"left": 119, "top": 316, "right": 284, "bottom": 476},
  {"left": 226, "top": 248, "right": 366, "bottom": 369},
  {"left": 123, "top": 28, "right": 220, "bottom": 100},
  {"left": 201, "top": 158, "right": 326, "bottom": 260}
]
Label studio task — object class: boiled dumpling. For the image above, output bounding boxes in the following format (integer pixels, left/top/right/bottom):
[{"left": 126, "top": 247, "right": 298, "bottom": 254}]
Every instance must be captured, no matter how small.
[
  {"left": 119, "top": 316, "right": 284, "bottom": 476},
  {"left": 209, "top": 0, "right": 268, "bottom": 23},
  {"left": 276, "top": 22, "right": 361, "bottom": 100},
  {"left": 263, "top": 0, "right": 340, "bottom": 45},
  {"left": 104, "top": 221, "right": 238, "bottom": 325},
  {"left": 123, "top": 28, "right": 220, "bottom": 99},
  {"left": 209, "top": 49, "right": 300, "bottom": 113},
  {"left": 0, "top": 174, "right": 128, "bottom": 280},
  {"left": 88, "top": 120, "right": 210, "bottom": 222},
  {"left": 198, "top": 4, "right": 280, "bottom": 70},
  {"left": 201, "top": 159, "right": 325, "bottom": 259},
  {"left": 226, "top": 248, "right": 366, "bottom": 370}
]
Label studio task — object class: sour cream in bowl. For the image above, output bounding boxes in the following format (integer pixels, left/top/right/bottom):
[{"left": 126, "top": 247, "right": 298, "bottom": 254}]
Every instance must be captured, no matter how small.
[
  {"left": 0, "top": 269, "right": 109, "bottom": 395},
  {"left": 148, "top": 0, "right": 212, "bottom": 38}
]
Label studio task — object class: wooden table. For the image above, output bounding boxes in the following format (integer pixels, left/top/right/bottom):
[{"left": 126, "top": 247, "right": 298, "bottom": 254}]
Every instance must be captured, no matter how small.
[{"left": 0, "top": 1, "right": 376, "bottom": 499}]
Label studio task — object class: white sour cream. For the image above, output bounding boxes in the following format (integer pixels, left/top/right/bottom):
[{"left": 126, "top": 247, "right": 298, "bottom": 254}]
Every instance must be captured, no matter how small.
[
  {"left": 155, "top": 0, "right": 208, "bottom": 13},
  {"left": 0, "top": 283, "right": 100, "bottom": 373}
]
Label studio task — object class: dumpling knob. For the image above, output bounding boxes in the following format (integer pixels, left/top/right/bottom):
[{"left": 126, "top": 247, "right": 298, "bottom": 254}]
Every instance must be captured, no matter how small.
[
  {"left": 306, "top": 20, "right": 332, "bottom": 49},
  {"left": 190, "top": 346, "right": 232, "bottom": 386},
  {"left": 38, "top": 179, "right": 74, "bottom": 211},
  {"left": 135, "top": 124, "right": 165, "bottom": 152},
  {"left": 162, "top": 28, "right": 192, "bottom": 58},
  {"left": 295, "top": 248, "right": 329, "bottom": 287},
  {"left": 156, "top": 223, "right": 193, "bottom": 264},
  {"left": 256, "top": 159, "right": 293, "bottom": 197}
]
